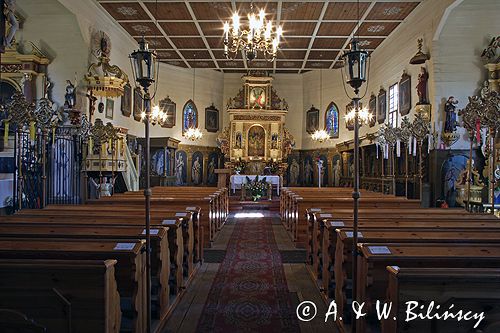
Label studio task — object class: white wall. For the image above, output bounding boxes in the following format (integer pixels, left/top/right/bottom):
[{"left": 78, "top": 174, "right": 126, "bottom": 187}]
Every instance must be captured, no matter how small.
[
  {"left": 301, "top": 0, "right": 456, "bottom": 150},
  {"left": 17, "top": 0, "right": 499, "bottom": 151},
  {"left": 433, "top": 0, "right": 500, "bottom": 149}
]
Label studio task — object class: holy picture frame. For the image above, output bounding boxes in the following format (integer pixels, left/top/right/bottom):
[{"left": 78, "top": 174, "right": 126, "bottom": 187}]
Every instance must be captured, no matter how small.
[
  {"left": 133, "top": 87, "right": 143, "bottom": 122},
  {"left": 205, "top": 104, "right": 219, "bottom": 132},
  {"left": 121, "top": 83, "right": 132, "bottom": 117},
  {"left": 306, "top": 105, "right": 319, "bottom": 134},
  {"left": 377, "top": 88, "right": 387, "bottom": 124},
  {"left": 399, "top": 72, "right": 411, "bottom": 116},
  {"left": 159, "top": 96, "right": 176, "bottom": 128},
  {"left": 368, "top": 93, "right": 377, "bottom": 127},
  {"left": 105, "top": 98, "right": 114, "bottom": 120}
]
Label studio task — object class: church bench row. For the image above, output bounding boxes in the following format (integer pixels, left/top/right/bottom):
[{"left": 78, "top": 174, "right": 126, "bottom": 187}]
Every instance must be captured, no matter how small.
[
  {"left": 90, "top": 187, "right": 229, "bottom": 247},
  {"left": 1, "top": 213, "right": 191, "bottom": 293},
  {"left": 317, "top": 216, "right": 500, "bottom": 302},
  {"left": 0, "top": 259, "right": 121, "bottom": 333},
  {"left": 383, "top": 267, "right": 500, "bottom": 333},
  {"left": 307, "top": 208, "right": 497, "bottom": 277},
  {"left": 280, "top": 189, "right": 421, "bottom": 247},
  {"left": 0, "top": 217, "right": 187, "bottom": 332},
  {"left": 17, "top": 206, "right": 202, "bottom": 267},
  {"left": 355, "top": 243, "right": 500, "bottom": 333},
  {"left": 0, "top": 239, "right": 146, "bottom": 333},
  {"left": 331, "top": 229, "right": 500, "bottom": 316}
]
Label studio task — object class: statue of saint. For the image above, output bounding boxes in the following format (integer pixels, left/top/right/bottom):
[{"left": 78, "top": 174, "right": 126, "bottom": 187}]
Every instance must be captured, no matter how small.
[
  {"left": 305, "top": 160, "right": 313, "bottom": 185},
  {"left": 333, "top": 159, "right": 341, "bottom": 187},
  {"left": 416, "top": 66, "right": 429, "bottom": 104},
  {"left": 444, "top": 96, "right": 458, "bottom": 133},
  {"left": 175, "top": 155, "right": 185, "bottom": 185},
  {"left": 3, "top": 0, "right": 18, "bottom": 48},
  {"left": 64, "top": 80, "right": 76, "bottom": 109},
  {"left": 192, "top": 156, "right": 202, "bottom": 184},
  {"left": 289, "top": 159, "right": 299, "bottom": 185},
  {"left": 207, "top": 157, "right": 216, "bottom": 184}
]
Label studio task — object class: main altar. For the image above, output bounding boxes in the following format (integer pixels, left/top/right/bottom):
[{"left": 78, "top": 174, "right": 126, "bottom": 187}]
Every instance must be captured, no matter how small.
[{"left": 217, "top": 72, "right": 295, "bottom": 178}]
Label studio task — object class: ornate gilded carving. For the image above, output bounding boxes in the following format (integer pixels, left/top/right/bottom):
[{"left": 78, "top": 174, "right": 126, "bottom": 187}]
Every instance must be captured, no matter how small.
[
  {"left": 233, "top": 114, "right": 281, "bottom": 121},
  {"left": 226, "top": 88, "right": 245, "bottom": 109},
  {"left": 0, "top": 64, "right": 23, "bottom": 73}
]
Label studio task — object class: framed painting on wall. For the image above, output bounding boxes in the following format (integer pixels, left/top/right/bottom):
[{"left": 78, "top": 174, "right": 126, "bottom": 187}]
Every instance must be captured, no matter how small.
[
  {"left": 159, "top": 96, "right": 176, "bottom": 128},
  {"left": 105, "top": 98, "right": 114, "bottom": 120},
  {"left": 306, "top": 106, "right": 319, "bottom": 134},
  {"left": 133, "top": 87, "right": 143, "bottom": 122},
  {"left": 368, "top": 94, "right": 377, "bottom": 127},
  {"left": 121, "top": 83, "right": 132, "bottom": 117},
  {"left": 399, "top": 72, "right": 411, "bottom": 116},
  {"left": 205, "top": 104, "right": 219, "bottom": 132},
  {"left": 377, "top": 88, "right": 387, "bottom": 124}
]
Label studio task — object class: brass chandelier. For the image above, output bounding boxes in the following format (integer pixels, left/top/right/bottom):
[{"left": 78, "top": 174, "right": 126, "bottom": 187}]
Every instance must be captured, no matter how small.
[{"left": 223, "top": 3, "right": 282, "bottom": 62}]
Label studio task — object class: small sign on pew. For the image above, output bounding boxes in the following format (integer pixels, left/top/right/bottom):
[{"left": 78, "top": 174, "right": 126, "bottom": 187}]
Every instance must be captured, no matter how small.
[
  {"left": 319, "top": 213, "right": 333, "bottom": 218},
  {"left": 162, "top": 219, "right": 177, "bottom": 225},
  {"left": 186, "top": 207, "right": 197, "bottom": 211},
  {"left": 114, "top": 243, "right": 136, "bottom": 251},
  {"left": 142, "top": 229, "right": 160, "bottom": 235},
  {"left": 310, "top": 208, "right": 322, "bottom": 212},
  {"left": 330, "top": 221, "right": 344, "bottom": 227},
  {"left": 368, "top": 246, "right": 391, "bottom": 255},
  {"left": 175, "top": 212, "right": 188, "bottom": 217},
  {"left": 345, "top": 231, "right": 363, "bottom": 238}
]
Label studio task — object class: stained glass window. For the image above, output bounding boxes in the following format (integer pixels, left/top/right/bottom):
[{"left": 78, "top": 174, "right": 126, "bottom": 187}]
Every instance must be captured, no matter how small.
[
  {"left": 182, "top": 100, "right": 198, "bottom": 133},
  {"left": 325, "top": 102, "right": 339, "bottom": 138}
]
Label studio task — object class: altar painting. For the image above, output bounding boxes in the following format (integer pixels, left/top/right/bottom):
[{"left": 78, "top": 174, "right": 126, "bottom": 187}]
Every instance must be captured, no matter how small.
[
  {"left": 248, "top": 125, "right": 266, "bottom": 157},
  {"left": 191, "top": 151, "right": 203, "bottom": 185},
  {"left": 175, "top": 150, "right": 187, "bottom": 185},
  {"left": 207, "top": 152, "right": 219, "bottom": 185}
]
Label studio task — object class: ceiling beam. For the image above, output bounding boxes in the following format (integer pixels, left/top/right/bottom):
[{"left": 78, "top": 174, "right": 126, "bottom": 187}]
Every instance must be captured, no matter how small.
[
  {"left": 137, "top": 0, "right": 191, "bottom": 68},
  {"left": 184, "top": 0, "right": 222, "bottom": 71},
  {"left": 298, "top": 1, "right": 329, "bottom": 74},
  {"left": 329, "top": 1, "right": 377, "bottom": 70}
]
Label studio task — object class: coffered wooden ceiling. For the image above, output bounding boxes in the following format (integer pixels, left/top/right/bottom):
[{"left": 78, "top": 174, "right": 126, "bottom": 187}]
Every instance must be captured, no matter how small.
[{"left": 97, "top": 0, "right": 421, "bottom": 73}]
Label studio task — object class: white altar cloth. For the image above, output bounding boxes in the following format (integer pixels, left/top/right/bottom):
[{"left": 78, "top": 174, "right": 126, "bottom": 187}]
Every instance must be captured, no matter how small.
[{"left": 230, "top": 174, "right": 280, "bottom": 195}]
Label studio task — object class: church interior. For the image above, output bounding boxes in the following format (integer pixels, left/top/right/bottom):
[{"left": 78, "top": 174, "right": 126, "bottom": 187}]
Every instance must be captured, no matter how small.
[{"left": 1, "top": 0, "right": 500, "bottom": 332}]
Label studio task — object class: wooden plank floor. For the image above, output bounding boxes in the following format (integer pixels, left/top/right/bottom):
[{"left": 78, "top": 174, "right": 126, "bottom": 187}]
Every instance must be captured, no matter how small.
[{"left": 161, "top": 211, "right": 338, "bottom": 333}]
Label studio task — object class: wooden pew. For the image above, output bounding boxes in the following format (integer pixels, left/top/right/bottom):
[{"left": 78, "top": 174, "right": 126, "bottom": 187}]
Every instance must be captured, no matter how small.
[
  {"left": 308, "top": 209, "right": 497, "bottom": 287},
  {"left": 355, "top": 243, "right": 500, "bottom": 333},
  {"left": 0, "top": 259, "right": 121, "bottom": 333},
  {"left": 35, "top": 204, "right": 204, "bottom": 264},
  {"left": 0, "top": 223, "right": 172, "bottom": 323},
  {"left": 0, "top": 239, "right": 146, "bottom": 333},
  {"left": 333, "top": 229, "right": 500, "bottom": 320},
  {"left": 383, "top": 267, "right": 500, "bottom": 333},
  {"left": 1, "top": 214, "right": 188, "bottom": 299}
]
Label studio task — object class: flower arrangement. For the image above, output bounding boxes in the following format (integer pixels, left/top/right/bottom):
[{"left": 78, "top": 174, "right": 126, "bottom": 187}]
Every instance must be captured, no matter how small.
[
  {"left": 245, "top": 175, "right": 268, "bottom": 201},
  {"left": 233, "top": 158, "right": 247, "bottom": 174},
  {"left": 265, "top": 159, "right": 280, "bottom": 174}
]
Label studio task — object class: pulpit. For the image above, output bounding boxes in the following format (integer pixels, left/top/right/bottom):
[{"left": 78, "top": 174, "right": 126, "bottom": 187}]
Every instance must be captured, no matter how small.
[{"left": 215, "top": 168, "right": 231, "bottom": 189}]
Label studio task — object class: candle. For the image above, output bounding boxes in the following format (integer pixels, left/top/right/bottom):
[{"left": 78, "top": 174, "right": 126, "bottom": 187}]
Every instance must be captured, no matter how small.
[
  {"left": 3, "top": 121, "right": 8, "bottom": 148},
  {"left": 376, "top": 142, "right": 379, "bottom": 159},
  {"left": 396, "top": 139, "right": 401, "bottom": 157},
  {"left": 29, "top": 121, "right": 36, "bottom": 145},
  {"left": 413, "top": 137, "right": 417, "bottom": 156},
  {"left": 408, "top": 136, "right": 412, "bottom": 155}
]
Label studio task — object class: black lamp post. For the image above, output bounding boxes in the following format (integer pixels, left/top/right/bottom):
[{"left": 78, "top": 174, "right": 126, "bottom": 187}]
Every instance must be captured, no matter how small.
[
  {"left": 130, "top": 37, "right": 157, "bottom": 333},
  {"left": 341, "top": 37, "right": 369, "bottom": 333}
]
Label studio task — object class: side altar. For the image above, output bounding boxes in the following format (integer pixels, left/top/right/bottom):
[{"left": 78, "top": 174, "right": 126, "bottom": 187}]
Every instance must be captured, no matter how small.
[{"left": 217, "top": 72, "right": 295, "bottom": 178}]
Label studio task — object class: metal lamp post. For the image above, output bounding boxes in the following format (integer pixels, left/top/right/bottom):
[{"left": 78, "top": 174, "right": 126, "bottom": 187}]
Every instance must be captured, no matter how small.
[
  {"left": 341, "top": 37, "right": 369, "bottom": 333},
  {"left": 130, "top": 37, "right": 157, "bottom": 333}
]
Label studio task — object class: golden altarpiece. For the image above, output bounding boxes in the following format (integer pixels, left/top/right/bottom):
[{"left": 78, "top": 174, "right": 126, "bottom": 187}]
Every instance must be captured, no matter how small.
[{"left": 218, "top": 73, "right": 294, "bottom": 174}]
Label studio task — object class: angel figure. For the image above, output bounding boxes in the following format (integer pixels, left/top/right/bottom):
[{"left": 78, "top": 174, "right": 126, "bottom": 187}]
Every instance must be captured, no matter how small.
[{"left": 3, "top": 0, "right": 19, "bottom": 48}]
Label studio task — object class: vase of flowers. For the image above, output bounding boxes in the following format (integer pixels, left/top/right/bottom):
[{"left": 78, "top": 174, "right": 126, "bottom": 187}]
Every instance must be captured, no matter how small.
[
  {"left": 245, "top": 175, "right": 268, "bottom": 201},
  {"left": 233, "top": 158, "right": 247, "bottom": 175}
]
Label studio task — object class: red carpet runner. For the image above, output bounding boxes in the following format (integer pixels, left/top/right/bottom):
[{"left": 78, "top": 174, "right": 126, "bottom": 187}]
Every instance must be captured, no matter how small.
[{"left": 196, "top": 213, "right": 300, "bottom": 332}]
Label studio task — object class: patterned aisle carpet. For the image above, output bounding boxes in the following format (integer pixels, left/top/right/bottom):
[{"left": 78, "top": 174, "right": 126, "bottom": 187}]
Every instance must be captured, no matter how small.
[{"left": 196, "top": 213, "right": 300, "bottom": 332}]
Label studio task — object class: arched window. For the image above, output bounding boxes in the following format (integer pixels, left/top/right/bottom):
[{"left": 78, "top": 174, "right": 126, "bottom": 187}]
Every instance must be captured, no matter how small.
[
  {"left": 182, "top": 100, "right": 198, "bottom": 133},
  {"left": 325, "top": 102, "right": 339, "bottom": 138}
]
